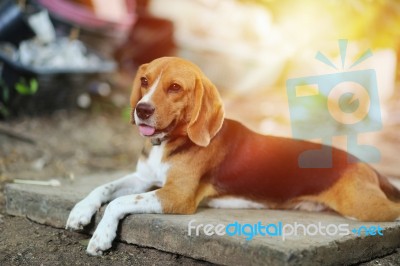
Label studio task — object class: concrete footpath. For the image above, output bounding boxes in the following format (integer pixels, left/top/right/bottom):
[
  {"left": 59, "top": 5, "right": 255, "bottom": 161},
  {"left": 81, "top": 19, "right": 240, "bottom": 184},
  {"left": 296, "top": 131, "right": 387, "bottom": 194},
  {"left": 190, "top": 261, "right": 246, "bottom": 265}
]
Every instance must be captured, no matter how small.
[{"left": 4, "top": 173, "right": 400, "bottom": 266}]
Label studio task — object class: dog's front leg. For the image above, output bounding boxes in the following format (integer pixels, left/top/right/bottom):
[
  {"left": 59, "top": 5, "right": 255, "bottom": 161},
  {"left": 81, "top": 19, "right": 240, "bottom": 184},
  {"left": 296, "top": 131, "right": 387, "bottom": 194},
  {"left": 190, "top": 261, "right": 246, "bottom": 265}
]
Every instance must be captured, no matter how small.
[
  {"left": 66, "top": 173, "right": 153, "bottom": 230},
  {"left": 86, "top": 190, "right": 163, "bottom": 255},
  {"left": 86, "top": 185, "right": 199, "bottom": 256}
]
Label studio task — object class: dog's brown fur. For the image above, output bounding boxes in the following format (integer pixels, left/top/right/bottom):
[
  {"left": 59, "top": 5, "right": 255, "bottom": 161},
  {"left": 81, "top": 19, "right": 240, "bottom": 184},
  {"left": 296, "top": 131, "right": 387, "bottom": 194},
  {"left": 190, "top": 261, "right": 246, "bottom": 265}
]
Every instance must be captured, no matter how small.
[{"left": 131, "top": 57, "right": 400, "bottom": 222}]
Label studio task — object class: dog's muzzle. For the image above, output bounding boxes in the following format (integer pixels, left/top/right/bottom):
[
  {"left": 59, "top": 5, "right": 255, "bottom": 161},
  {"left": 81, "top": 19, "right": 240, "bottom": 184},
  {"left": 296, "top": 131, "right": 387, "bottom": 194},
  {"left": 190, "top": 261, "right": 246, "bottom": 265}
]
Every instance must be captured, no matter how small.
[{"left": 136, "top": 103, "right": 155, "bottom": 120}]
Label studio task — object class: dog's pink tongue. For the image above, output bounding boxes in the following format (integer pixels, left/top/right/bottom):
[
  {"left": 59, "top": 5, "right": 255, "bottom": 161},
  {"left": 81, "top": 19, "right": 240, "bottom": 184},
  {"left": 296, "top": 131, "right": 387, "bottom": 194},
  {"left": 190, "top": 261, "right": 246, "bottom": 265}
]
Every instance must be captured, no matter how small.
[{"left": 139, "top": 125, "right": 155, "bottom": 136}]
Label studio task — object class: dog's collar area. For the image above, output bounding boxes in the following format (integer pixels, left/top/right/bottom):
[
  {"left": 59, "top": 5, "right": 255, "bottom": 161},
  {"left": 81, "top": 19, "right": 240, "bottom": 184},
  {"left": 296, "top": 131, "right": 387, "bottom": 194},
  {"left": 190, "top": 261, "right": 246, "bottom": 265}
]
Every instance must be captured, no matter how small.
[
  {"left": 151, "top": 138, "right": 162, "bottom": 146},
  {"left": 149, "top": 120, "right": 177, "bottom": 146}
]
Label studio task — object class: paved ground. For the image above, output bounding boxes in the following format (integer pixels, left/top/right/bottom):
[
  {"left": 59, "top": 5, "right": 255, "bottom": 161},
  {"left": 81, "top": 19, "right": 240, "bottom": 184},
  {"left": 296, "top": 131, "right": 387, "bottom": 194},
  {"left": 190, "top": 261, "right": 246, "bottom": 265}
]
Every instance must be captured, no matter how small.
[
  {"left": 4, "top": 173, "right": 400, "bottom": 265},
  {"left": 1, "top": 215, "right": 400, "bottom": 266}
]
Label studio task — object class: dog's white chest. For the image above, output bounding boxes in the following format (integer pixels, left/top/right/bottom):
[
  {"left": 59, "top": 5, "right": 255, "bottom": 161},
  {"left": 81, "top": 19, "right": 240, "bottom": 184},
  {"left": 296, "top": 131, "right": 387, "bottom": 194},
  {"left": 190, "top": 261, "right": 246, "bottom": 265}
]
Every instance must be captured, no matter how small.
[{"left": 136, "top": 143, "right": 169, "bottom": 187}]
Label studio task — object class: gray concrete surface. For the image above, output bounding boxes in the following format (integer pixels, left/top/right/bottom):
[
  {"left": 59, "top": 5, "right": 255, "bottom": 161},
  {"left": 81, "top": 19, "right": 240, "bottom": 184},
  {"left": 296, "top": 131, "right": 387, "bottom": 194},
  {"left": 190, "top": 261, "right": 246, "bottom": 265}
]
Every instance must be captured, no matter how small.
[{"left": 5, "top": 173, "right": 400, "bottom": 266}]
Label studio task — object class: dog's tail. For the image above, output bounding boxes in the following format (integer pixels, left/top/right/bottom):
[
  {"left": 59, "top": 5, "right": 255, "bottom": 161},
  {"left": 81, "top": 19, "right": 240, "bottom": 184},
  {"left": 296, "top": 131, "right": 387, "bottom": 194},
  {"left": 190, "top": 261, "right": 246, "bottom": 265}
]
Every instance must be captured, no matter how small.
[{"left": 378, "top": 172, "right": 400, "bottom": 202}]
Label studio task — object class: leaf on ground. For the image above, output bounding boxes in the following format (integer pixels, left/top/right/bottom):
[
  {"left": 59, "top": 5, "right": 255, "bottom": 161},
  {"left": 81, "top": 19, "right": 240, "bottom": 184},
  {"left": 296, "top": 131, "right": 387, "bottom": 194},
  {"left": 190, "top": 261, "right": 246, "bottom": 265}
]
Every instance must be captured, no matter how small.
[{"left": 79, "top": 238, "right": 90, "bottom": 247}]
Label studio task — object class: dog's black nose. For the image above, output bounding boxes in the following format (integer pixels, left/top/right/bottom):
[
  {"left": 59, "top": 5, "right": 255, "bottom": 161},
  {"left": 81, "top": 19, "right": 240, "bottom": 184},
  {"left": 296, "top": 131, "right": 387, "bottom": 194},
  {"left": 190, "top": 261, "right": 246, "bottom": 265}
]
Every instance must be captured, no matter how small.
[{"left": 136, "top": 103, "right": 155, "bottom": 120}]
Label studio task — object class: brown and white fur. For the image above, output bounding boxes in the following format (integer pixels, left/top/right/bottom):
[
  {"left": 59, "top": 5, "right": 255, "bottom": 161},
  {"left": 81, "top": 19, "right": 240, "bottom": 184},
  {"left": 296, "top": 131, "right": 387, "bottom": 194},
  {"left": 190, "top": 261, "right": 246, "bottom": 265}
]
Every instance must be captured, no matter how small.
[{"left": 66, "top": 57, "right": 400, "bottom": 255}]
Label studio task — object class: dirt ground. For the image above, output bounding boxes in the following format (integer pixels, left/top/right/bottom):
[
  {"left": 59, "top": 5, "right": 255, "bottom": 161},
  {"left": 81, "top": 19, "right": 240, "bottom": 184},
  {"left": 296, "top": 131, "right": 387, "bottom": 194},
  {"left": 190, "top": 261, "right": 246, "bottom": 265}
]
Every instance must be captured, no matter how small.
[
  {"left": 0, "top": 215, "right": 212, "bottom": 266},
  {"left": 1, "top": 98, "right": 400, "bottom": 265},
  {"left": 0, "top": 109, "right": 214, "bottom": 265}
]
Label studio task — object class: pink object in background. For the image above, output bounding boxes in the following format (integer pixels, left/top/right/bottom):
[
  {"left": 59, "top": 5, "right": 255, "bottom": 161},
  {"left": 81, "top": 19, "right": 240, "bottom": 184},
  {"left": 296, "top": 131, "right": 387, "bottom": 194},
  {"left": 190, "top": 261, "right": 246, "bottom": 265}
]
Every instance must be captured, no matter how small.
[
  {"left": 37, "top": 0, "right": 136, "bottom": 32},
  {"left": 36, "top": 0, "right": 137, "bottom": 57},
  {"left": 91, "top": 0, "right": 130, "bottom": 23}
]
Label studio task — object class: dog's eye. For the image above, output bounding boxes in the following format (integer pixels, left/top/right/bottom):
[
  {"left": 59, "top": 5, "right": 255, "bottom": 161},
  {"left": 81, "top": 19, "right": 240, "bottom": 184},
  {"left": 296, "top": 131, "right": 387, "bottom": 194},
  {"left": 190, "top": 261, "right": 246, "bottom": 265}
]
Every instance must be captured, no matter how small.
[
  {"left": 140, "top": 77, "right": 149, "bottom": 88},
  {"left": 168, "top": 83, "right": 182, "bottom": 93}
]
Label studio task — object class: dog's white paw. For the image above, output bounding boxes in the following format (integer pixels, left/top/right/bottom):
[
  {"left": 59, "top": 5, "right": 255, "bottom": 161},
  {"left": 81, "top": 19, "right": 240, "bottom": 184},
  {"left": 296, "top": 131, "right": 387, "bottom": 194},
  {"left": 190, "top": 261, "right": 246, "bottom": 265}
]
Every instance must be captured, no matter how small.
[
  {"left": 86, "top": 221, "right": 117, "bottom": 256},
  {"left": 65, "top": 200, "right": 99, "bottom": 230}
]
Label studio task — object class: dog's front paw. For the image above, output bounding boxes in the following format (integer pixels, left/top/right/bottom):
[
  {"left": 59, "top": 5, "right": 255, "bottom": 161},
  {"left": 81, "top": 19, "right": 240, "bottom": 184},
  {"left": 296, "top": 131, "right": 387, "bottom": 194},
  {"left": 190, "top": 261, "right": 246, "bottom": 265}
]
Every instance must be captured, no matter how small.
[
  {"left": 86, "top": 221, "right": 117, "bottom": 256},
  {"left": 66, "top": 200, "right": 99, "bottom": 230}
]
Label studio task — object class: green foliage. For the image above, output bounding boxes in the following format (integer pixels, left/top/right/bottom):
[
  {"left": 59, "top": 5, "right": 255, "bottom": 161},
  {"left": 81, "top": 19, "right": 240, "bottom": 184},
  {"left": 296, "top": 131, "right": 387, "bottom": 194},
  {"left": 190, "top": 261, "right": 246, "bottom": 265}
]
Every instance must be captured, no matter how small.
[
  {"left": 122, "top": 106, "right": 132, "bottom": 122},
  {"left": 0, "top": 103, "right": 10, "bottom": 117},
  {"left": 0, "top": 77, "right": 39, "bottom": 118},
  {"left": 0, "top": 79, "right": 10, "bottom": 118},
  {"left": 0, "top": 79, "right": 9, "bottom": 102},
  {"left": 14, "top": 78, "right": 38, "bottom": 95}
]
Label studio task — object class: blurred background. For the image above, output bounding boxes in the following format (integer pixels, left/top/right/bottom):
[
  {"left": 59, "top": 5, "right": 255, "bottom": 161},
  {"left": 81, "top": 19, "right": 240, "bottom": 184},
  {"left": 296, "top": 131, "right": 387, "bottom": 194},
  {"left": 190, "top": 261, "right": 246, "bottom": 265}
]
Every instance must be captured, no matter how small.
[
  {"left": 0, "top": 1, "right": 399, "bottom": 262},
  {"left": 0, "top": 0, "right": 399, "bottom": 185}
]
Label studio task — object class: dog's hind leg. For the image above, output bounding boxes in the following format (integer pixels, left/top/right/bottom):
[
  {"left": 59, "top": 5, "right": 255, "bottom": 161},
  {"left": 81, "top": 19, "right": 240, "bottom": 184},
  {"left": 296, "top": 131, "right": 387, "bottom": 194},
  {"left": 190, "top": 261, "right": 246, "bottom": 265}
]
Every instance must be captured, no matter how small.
[
  {"left": 317, "top": 164, "right": 400, "bottom": 222},
  {"left": 377, "top": 173, "right": 400, "bottom": 202}
]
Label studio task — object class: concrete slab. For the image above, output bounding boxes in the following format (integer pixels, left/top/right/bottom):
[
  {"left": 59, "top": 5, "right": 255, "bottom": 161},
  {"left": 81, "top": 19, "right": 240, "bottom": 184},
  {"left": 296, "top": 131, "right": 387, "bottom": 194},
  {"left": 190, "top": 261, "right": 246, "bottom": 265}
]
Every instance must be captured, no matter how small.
[{"left": 5, "top": 173, "right": 400, "bottom": 266}]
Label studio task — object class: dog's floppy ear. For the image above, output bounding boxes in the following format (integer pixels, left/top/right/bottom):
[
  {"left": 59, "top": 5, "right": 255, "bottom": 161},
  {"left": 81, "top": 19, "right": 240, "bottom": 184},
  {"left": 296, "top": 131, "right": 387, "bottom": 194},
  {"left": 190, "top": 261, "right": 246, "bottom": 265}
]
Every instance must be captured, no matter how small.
[
  {"left": 187, "top": 75, "right": 225, "bottom": 147},
  {"left": 130, "top": 63, "right": 148, "bottom": 124}
]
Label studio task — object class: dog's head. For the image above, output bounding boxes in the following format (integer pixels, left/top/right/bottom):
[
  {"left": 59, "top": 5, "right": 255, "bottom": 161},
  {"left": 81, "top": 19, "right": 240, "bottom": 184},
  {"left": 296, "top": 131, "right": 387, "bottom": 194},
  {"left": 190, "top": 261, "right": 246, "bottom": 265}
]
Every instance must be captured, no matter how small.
[{"left": 130, "top": 57, "right": 225, "bottom": 147}]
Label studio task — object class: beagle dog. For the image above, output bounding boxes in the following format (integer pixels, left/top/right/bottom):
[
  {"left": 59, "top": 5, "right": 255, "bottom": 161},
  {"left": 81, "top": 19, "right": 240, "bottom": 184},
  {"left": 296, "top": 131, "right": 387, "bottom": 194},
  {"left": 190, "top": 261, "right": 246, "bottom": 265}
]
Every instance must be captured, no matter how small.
[{"left": 66, "top": 57, "right": 400, "bottom": 255}]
